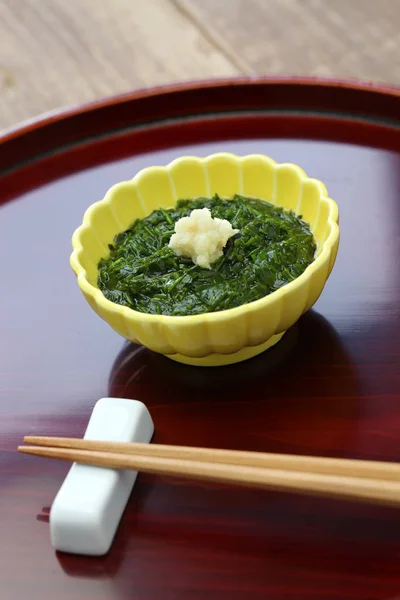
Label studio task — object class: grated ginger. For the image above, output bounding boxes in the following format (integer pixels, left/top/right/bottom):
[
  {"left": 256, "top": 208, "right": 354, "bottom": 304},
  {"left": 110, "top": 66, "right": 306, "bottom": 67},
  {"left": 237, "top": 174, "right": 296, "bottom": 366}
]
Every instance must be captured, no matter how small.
[{"left": 168, "top": 207, "right": 239, "bottom": 269}]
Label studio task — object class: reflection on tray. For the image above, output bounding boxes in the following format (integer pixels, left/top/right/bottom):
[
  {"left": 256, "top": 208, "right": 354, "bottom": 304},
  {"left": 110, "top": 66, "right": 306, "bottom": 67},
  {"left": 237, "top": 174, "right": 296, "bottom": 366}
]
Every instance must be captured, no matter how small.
[
  {"left": 108, "top": 309, "right": 360, "bottom": 455},
  {"left": 108, "top": 317, "right": 299, "bottom": 396},
  {"left": 56, "top": 310, "right": 362, "bottom": 581},
  {"left": 108, "top": 310, "right": 358, "bottom": 407}
]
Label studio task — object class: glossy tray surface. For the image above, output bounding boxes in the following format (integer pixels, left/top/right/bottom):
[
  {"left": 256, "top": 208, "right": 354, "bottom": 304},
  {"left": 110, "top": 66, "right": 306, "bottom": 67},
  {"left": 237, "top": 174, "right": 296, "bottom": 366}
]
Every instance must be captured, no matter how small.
[{"left": 1, "top": 79, "right": 400, "bottom": 600}]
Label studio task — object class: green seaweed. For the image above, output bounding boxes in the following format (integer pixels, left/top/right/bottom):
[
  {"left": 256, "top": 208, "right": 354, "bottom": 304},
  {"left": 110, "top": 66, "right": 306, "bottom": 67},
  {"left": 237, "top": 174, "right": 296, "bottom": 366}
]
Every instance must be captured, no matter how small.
[{"left": 97, "top": 194, "right": 316, "bottom": 316}]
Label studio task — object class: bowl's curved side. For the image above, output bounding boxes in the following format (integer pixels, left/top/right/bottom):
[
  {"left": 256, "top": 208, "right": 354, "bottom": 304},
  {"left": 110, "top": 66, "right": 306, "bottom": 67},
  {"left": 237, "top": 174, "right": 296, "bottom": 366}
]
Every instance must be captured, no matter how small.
[{"left": 71, "top": 153, "right": 339, "bottom": 358}]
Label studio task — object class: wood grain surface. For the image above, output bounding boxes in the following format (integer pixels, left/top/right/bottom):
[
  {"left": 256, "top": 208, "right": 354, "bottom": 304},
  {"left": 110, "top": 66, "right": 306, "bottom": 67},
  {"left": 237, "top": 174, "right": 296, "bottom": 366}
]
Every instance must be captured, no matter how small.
[
  {"left": 1, "top": 0, "right": 400, "bottom": 129},
  {"left": 181, "top": 0, "right": 400, "bottom": 80}
]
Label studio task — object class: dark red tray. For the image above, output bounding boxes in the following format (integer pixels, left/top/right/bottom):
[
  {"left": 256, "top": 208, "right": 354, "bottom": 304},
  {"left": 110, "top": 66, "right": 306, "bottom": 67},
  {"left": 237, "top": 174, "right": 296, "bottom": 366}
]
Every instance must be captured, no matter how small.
[{"left": 2, "top": 78, "right": 400, "bottom": 600}]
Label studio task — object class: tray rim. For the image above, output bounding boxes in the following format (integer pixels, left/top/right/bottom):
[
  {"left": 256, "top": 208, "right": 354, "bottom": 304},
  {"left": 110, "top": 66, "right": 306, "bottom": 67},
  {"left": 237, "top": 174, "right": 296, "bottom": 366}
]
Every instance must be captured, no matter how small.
[
  {"left": 2, "top": 75, "right": 400, "bottom": 138},
  {"left": 2, "top": 76, "right": 400, "bottom": 169},
  {"left": 3, "top": 75, "right": 400, "bottom": 203}
]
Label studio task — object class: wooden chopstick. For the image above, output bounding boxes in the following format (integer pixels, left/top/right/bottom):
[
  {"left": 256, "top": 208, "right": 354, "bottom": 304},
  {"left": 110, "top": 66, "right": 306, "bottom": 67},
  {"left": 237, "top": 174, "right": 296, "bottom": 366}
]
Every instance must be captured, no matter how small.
[
  {"left": 18, "top": 443, "right": 400, "bottom": 507},
  {"left": 23, "top": 435, "right": 400, "bottom": 482}
]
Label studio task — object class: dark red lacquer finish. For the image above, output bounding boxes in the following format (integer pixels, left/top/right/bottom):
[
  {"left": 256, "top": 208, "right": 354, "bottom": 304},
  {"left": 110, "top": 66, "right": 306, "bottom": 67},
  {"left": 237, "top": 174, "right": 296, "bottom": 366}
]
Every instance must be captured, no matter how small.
[{"left": 2, "top": 79, "right": 400, "bottom": 599}]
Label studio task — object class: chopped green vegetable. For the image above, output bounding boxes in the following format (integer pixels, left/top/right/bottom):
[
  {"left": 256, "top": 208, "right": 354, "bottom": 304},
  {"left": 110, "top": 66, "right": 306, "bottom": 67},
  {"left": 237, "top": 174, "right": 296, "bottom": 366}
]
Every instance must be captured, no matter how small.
[{"left": 97, "top": 194, "right": 316, "bottom": 316}]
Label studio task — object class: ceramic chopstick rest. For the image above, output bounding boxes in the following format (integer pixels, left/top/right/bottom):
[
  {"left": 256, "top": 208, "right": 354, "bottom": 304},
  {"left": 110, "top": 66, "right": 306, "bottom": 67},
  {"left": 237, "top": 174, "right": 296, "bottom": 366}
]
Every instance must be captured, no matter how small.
[{"left": 49, "top": 397, "right": 154, "bottom": 556}]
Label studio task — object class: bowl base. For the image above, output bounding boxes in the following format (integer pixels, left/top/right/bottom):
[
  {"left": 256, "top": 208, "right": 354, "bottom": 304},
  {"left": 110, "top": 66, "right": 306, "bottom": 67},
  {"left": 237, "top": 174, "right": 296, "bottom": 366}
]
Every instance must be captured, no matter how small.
[{"left": 166, "top": 332, "right": 286, "bottom": 367}]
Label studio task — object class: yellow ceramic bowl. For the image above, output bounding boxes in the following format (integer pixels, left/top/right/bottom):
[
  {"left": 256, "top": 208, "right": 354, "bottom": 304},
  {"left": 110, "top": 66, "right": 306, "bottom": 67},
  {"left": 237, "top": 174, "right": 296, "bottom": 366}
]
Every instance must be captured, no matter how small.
[{"left": 71, "top": 153, "right": 339, "bottom": 367}]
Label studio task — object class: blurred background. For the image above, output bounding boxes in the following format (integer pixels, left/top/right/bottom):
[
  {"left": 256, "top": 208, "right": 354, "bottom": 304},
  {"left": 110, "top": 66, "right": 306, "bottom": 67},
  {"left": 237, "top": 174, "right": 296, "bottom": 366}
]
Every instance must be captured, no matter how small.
[{"left": 1, "top": 0, "right": 400, "bottom": 130}]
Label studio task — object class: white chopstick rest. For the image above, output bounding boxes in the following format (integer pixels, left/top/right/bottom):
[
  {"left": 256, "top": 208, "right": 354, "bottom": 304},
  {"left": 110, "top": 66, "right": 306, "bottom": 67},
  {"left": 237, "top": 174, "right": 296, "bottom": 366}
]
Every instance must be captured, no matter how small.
[{"left": 49, "top": 397, "right": 154, "bottom": 556}]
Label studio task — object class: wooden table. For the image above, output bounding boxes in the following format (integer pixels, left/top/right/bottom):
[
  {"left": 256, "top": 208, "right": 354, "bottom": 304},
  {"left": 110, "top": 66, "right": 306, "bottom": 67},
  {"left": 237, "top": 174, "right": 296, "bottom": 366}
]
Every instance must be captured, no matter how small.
[{"left": 1, "top": 0, "right": 400, "bottom": 130}]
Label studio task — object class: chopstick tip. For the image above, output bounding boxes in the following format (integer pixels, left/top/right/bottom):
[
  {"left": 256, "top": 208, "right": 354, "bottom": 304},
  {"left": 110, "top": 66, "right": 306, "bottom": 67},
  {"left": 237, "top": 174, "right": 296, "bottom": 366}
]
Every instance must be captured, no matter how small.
[
  {"left": 24, "top": 435, "right": 38, "bottom": 444},
  {"left": 18, "top": 445, "right": 39, "bottom": 455}
]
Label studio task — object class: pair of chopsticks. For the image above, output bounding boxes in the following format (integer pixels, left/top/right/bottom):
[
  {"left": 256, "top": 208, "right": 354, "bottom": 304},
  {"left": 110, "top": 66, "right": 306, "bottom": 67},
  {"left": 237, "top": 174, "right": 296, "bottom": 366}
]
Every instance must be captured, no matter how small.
[{"left": 19, "top": 437, "right": 400, "bottom": 507}]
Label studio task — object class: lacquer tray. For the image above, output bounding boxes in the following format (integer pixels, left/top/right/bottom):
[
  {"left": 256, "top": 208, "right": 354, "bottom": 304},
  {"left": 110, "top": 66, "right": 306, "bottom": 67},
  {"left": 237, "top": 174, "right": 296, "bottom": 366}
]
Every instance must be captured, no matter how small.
[{"left": 1, "top": 78, "right": 400, "bottom": 600}]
